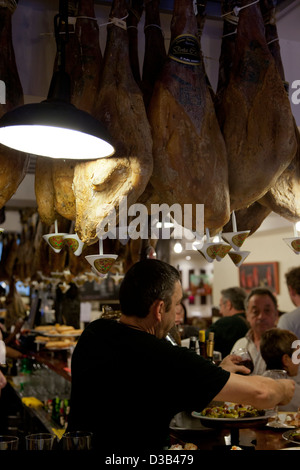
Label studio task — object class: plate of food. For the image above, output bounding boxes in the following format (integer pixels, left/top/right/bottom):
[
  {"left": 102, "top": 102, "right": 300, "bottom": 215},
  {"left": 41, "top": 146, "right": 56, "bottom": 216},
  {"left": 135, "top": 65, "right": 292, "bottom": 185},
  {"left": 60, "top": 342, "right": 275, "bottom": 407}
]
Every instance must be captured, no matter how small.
[
  {"left": 33, "top": 325, "right": 83, "bottom": 337},
  {"left": 282, "top": 429, "right": 300, "bottom": 446},
  {"left": 192, "top": 402, "right": 272, "bottom": 428},
  {"left": 44, "top": 339, "right": 77, "bottom": 350}
]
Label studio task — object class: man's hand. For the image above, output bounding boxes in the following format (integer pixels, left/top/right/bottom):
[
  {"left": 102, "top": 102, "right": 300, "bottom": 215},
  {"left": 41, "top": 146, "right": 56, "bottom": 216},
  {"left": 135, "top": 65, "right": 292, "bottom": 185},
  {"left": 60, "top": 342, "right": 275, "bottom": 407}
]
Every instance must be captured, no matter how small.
[
  {"left": 220, "top": 354, "right": 251, "bottom": 375},
  {"left": 276, "top": 379, "right": 295, "bottom": 405}
]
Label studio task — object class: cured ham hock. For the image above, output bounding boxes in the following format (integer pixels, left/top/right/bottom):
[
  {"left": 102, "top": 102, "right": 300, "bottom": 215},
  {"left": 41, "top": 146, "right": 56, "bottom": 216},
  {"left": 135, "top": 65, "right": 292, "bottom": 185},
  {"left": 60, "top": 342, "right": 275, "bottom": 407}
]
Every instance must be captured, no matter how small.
[
  {"left": 148, "top": 0, "right": 230, "bottom": 231},
  {"left": 73, "top": 0, "right": 153, "bottom": 245},
  {"left": 217, "top": 0, "right": 297, "bottom": 211},
  {"left": 0, "top": 2, "right": 29, "bottom": 209}
]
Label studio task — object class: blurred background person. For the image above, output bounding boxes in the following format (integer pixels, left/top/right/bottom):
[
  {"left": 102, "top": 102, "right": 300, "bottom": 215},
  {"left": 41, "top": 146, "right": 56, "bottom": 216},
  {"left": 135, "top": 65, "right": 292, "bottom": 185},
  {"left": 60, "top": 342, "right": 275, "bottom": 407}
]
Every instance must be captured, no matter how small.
[
  {"left": 260, "top": 328, "right": 300, "bottom": 411},
  {"left": 278, "top": 267, "right": 300, "bottom": 338},
  {"left": 175, "top": 302, "right": 201, "bottom": 341},
  {"left": 231, "top": 287, "right": 279, "bottom": 375},
  {"left": 206, "top": 287, "right": 249, "bottom": 358}
]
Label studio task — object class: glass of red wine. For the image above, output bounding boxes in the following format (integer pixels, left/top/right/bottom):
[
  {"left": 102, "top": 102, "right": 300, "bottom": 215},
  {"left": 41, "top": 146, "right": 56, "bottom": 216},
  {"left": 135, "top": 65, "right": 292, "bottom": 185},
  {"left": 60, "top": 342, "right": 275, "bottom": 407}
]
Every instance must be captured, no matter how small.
[{"left": 232, "top": 348, "right": 254, "bottom": 374}]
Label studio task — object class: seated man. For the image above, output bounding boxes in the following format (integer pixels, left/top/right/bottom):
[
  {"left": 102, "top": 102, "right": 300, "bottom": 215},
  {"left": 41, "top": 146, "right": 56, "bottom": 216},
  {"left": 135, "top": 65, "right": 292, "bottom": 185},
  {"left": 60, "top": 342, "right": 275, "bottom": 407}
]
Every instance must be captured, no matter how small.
[
  {"left": 206, "top": 287, "right": 248, "bottom": 357},
  {"left": 231, "top": 287, "right": 279, "bottom": 375}
]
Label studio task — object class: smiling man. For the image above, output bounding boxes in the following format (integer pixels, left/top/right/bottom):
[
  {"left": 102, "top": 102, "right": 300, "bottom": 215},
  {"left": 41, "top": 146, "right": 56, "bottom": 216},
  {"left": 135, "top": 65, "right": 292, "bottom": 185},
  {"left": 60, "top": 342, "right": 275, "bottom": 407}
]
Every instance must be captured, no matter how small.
[
  {"left": 231, "top": 287, "right": 279, "bottom": 375},
  {"left": 67, "top": 261, "right": 293, "bottom": 452}
]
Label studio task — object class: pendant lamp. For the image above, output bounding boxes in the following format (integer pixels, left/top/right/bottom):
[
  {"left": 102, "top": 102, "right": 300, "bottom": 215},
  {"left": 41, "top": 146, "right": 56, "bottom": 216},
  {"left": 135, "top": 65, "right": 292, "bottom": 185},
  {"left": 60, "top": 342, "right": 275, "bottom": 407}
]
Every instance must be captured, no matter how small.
[{"left": 0, "top": 1, "right": 115, "bottom": 160}]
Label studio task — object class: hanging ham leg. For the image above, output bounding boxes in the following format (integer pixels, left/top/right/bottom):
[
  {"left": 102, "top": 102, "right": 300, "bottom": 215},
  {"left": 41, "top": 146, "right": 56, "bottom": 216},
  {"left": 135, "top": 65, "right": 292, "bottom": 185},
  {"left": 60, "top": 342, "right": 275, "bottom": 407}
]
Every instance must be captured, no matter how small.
[
  {"left": 53, "top": 0, "right": 103, "bottom": 222},
  {"left": 258, "top": 0, "right": 300, "bottom": 222},
  {"left": 147, "top": 0, "right": 230, "bottom": 231},
  {"left": 126, "top": 0, "right": 144, "bottom": 89},
  {"left": 142, "top": 0, "right": 167, "bottom": 109},
  {"left": 73, "top": 0, "right": 153, "bottom": 245},
  {"left": 215, "top": 0, "right": 239, "bottom": 121},
  {"left": 36, "top": 1, "right": 103, "bottom": 225},
  {"left": 218, "top": 0, "right": 296, "bottom": 211},
  {"left": 213, "top": 0, "right": 270, "bottom": 236},
  {"left": 222, "top": 201, "right": 271, "bottom": 235},
  {"left": 71, "top": 0, "right": 103, "bottom": 113},
  {"left": 35, "top": 156, "right": 57, "bottom": 225},
  {"left": 0, "top": 2, "right": 29, "bottom": 208}
]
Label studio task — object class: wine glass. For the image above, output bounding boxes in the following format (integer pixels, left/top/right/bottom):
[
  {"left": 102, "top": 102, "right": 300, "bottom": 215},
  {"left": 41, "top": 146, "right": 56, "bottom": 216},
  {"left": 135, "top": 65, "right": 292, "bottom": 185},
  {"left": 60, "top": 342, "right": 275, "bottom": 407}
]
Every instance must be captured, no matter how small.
[
  {"left": 263, "top": 369, "right": 288, "bottom": 428},
  {"left": 232, "top": 348, "right": 254, "bottom": 374},
  {"left": 25, "top": 433, "right": 56, "bottom": 450}
]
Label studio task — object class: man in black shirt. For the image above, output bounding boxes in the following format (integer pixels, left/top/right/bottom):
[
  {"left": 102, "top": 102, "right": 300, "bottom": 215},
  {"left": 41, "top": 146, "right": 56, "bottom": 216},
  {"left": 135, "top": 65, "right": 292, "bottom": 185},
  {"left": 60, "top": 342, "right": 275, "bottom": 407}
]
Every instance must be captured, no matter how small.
[{"left": 67, "top": 259, "right": 294, "bottom": 452}]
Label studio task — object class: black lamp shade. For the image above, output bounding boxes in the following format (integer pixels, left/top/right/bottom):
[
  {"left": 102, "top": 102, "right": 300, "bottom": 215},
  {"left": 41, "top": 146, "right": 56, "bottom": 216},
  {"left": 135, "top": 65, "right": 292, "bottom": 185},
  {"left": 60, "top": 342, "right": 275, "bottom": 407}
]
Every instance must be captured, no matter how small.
[{"left": 0, "top": 100, "right": 115, "bottom": 160}]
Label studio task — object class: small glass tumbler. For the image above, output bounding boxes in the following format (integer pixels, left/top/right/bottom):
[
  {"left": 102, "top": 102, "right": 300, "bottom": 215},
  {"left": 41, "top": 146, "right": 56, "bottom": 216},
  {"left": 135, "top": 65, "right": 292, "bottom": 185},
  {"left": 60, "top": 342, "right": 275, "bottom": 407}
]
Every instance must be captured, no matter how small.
[
  {"left": 25, "top": 433, "right": 56, "bottom": 450},
  {"left": 60, "top": 431, "right": 93, "bottom": 450},
  {"left": 0, "top": 435, "right": 19, "bottom": 450}
]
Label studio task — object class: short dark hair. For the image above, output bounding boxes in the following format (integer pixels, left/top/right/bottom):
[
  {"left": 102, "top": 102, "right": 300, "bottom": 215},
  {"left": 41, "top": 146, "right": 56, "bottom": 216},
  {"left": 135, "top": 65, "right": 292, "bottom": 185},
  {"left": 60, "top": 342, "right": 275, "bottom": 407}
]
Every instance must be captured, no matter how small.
[
  {"left": 260, "top": 328, "right": 298, "bottom": 369},
  {"left": 245, "top": 287, "right": 278, "bottom": 311},
  {"left": 119, "top": 259, "right": 181, "bottom": 318},
  {"left": 221, "top": 287, "right": 247, "bottom": 311},
  {"left": 285, "top": 267, "right": 300, "bottom": 295}
]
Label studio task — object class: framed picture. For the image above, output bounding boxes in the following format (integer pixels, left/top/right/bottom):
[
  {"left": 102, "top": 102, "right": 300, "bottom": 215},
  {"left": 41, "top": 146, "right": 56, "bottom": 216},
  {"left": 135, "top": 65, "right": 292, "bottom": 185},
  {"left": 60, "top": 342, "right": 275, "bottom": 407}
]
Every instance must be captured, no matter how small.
[{"left": 239, "top": 262, "right": 279, "bottom": 294}]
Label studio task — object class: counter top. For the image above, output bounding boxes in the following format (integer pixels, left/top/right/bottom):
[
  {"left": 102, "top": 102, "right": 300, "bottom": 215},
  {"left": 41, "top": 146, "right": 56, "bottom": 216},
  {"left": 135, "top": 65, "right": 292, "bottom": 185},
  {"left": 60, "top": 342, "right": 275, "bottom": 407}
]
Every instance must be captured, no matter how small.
[{"left": 169, "top": 412, "right": 300, "bottom": 450}]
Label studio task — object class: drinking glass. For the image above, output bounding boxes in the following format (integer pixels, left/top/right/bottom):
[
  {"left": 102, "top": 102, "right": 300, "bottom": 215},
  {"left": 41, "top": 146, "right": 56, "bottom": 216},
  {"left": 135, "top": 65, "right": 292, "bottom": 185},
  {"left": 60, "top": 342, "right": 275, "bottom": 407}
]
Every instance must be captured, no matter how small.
[
  {"left": 213, "top": 351, "right": 222, "bottom": 366},
  {"left": 232, "top": 348, "right": 254, "bottom": 373},
  {"left": 0, "top": 435, "right": 19, "bottom": 450},
  {"left": 263, "top": 369, "right": 288, "bottom": 427},
  {"left": 60, "top": 431, "right": 93, "bottom": 450},
  {"left": 25, "top": 433, "right": 56, "bottom": 450}
]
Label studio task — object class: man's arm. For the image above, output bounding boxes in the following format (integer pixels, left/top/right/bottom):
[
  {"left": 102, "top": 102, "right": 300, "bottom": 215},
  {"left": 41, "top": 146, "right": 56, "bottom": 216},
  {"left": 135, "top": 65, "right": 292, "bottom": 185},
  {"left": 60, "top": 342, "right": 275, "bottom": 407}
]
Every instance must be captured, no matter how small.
[
  {"left": 214, "top": 374, "right": 295, "bottom": 409},
  {"left": 214, "top": 373, "right": 295, "bottom": 410}
]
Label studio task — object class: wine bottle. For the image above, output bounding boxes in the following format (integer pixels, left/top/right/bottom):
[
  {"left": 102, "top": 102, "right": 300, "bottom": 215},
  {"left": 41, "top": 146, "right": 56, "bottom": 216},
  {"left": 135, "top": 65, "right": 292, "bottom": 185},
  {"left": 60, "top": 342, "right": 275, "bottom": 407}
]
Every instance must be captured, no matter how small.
[
  {"left": 189, "top": 336, "right": 197, "bottom": 351},
  {"left": 198, "top": 330, "right": 206, "bottom": 357},
  {"left": 206, "top": 332, "right": 215, "bottom": 362}
]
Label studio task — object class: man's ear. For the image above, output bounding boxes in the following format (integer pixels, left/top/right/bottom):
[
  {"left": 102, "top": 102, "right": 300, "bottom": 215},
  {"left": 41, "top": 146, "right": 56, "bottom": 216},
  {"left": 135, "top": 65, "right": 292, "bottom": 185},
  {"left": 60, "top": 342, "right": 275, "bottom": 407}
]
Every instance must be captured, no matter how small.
[
  {"left": 282, "top": 353, "right": 290, "bottom": 369},
  {"left": 151, "top": 299, "right": 165, "bottom": 322},
  {"left": 289, "top": 285, "right": 296, "bottom": 297}
]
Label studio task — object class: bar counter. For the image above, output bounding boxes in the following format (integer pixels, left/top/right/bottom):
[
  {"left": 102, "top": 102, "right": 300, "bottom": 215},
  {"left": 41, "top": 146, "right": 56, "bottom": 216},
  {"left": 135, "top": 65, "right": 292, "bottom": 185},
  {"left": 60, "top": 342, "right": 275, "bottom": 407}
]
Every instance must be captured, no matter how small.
[
  {"left": 30, "top": 349, "right": 71, "bottom": 382},
  {"left": 4, "top": 351, "right": 300, "bottom": 452},
  {"left": 169, "top": 412, "right": 300, "bottom": 450}
]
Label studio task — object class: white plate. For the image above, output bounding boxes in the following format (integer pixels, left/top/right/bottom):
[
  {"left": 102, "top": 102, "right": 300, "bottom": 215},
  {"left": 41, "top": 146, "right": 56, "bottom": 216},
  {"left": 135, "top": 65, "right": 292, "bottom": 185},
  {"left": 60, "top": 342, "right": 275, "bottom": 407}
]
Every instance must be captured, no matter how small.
[
  {"left": 192, "top": 411, "right": 271, "bottom": 423},
  {"left": 169, "top": 412, "right": 212, "bottom": 431},
  {"left": 280, "top": 447, "right": 300, "bottom": 450},
  {"left": 282, "top": 429, "right": 300, "bottom": 446},
  {"left": 266, "top": 412, "right": 296, "bottom": 430}
]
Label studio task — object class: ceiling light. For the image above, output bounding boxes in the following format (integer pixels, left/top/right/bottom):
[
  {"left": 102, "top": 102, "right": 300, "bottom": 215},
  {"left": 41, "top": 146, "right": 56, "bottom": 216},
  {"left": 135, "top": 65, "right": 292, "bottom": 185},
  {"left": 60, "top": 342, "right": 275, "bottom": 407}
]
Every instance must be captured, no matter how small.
[
  {"left": 0, "top": 1, "right": 115, "bottom": 160},
  {"left": 173, "top": 242, "right": 183, "bottom": 254},
  {"left": 0, "top": 100, "right": 115, "bottom": 160}
]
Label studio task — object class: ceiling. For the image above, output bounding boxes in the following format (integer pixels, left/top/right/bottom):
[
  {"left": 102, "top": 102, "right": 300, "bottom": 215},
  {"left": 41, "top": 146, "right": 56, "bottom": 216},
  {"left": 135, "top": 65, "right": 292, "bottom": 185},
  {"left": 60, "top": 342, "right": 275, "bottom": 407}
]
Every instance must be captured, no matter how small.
[{"left": 95, "top": 0, "right": 297, "bottom": 17}]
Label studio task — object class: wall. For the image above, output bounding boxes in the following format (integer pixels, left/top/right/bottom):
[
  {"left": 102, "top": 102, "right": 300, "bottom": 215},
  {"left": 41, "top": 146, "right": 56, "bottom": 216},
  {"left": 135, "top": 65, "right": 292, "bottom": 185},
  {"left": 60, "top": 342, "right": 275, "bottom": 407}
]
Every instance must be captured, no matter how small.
[
  {"left": 213, "top": 225, "right": 300, "bottom": 312},
  {"left": 170, "top": 224, "right": 300, "bottom": 321}
]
